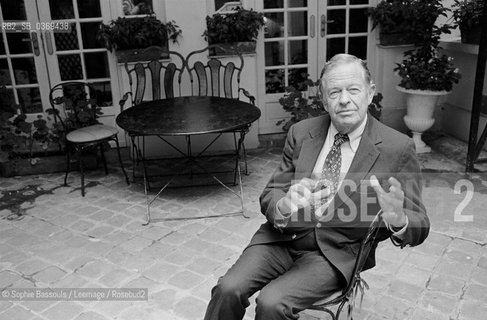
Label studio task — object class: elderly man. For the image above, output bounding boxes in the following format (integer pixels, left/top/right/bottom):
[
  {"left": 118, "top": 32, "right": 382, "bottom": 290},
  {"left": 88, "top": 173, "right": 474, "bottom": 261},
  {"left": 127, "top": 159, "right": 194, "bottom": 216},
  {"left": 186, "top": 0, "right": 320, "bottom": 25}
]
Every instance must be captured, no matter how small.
[{"left": 203, "top": 54, "right": 429, "bottom": 320}]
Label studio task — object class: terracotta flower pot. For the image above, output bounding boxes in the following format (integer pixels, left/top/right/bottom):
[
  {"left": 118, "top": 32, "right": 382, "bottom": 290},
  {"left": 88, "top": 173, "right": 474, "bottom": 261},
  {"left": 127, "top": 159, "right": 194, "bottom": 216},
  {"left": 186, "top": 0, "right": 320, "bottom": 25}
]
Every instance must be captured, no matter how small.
[{"left": 396, "top": 86, "right": 450, "bottom": 153}]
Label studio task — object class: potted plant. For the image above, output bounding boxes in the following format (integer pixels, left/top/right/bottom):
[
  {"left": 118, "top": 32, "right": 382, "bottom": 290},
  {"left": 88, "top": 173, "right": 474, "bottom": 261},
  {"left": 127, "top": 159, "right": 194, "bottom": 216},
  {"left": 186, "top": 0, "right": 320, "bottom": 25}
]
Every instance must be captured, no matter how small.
[
  {"left": 394, "top": 11, "right": 461, "bottom": 153},
  {"left": 368, "top": 0, "right": 445, "bottom": 46},
  {"left": 96, "top": 15, "right": 182, "bottom": 63},
  {"left": 0, "top": 86, "right": 99, "bottom": 177},
  {"left": 0, "top": 88, "right": 64, "bottom": 176},
  {"left": 452, "top": 0, "right": 484, "bottom": 44},
  {"left": 203, "top": 7, "right": 265, "bottom": 56}
]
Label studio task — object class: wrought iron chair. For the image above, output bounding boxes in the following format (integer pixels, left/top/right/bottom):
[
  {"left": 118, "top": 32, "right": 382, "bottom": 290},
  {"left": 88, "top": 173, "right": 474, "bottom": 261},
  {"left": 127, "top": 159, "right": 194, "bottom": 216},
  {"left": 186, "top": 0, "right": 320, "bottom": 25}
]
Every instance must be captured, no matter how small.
[
  {"left": 185, "top": 45, "right": 256, "bottom": 174},
  {"left": 119, "top": 46, "right": 186, "bottom": 179},
  {"left": 306, "top": 212, "right": 384, "bottom": 320},
  {"left": 49, "top": 81, "right": 129, "bottom": 196}
]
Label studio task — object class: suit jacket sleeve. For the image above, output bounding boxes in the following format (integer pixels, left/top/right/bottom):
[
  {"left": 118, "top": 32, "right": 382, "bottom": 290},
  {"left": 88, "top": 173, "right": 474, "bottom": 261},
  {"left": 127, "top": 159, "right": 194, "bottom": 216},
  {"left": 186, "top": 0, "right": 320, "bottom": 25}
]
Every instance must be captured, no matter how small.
[
  {"left": 388, "top": 139, "right": 430, "bottom": 248},
  {"left": 259, "top": 124, "right": 297, "bottom": 228}
]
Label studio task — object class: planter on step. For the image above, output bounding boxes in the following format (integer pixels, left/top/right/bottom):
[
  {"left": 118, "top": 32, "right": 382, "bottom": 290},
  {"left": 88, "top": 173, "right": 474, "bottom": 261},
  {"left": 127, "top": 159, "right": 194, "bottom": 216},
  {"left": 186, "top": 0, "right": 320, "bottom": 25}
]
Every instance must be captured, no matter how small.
[{"left": 396, "top": 86, "right": 450, "bottom": 153}]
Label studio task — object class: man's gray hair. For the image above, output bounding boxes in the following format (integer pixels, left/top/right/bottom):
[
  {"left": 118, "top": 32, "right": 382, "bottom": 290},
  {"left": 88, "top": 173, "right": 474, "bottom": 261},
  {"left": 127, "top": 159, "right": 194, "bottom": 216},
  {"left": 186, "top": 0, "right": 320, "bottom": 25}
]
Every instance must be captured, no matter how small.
[{"left": 320, "top": 54, "right": 373, "bottom": 85}]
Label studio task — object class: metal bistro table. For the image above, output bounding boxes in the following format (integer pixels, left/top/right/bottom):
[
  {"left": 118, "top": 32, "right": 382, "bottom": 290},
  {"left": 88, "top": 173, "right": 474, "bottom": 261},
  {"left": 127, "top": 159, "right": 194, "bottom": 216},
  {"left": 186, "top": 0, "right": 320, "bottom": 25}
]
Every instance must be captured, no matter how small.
[{"left": 116, "top": 96, "right": 261, "bottom": 223}]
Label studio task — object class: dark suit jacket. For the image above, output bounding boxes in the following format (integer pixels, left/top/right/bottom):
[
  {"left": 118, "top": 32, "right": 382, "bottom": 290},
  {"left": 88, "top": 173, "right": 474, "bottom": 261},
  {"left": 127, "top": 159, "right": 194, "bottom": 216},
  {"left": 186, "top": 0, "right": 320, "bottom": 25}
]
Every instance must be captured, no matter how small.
[{"left": 249, "top": 114, "right": 429, "bottom": 284}]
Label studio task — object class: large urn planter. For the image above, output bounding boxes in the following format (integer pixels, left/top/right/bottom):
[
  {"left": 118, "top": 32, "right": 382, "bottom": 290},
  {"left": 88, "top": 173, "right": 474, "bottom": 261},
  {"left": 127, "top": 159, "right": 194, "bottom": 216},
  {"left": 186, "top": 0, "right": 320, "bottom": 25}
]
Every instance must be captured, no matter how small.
[{"left": 396, "top": 86, "right": 450, "bottom": 153}]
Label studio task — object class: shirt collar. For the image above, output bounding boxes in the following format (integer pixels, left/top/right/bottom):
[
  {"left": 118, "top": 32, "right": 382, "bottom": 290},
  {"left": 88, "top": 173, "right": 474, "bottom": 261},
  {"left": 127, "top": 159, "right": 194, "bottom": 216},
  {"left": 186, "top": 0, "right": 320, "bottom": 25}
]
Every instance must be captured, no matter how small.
[{"left": 328, "top": 114, "right": 367, "bottom": 153}]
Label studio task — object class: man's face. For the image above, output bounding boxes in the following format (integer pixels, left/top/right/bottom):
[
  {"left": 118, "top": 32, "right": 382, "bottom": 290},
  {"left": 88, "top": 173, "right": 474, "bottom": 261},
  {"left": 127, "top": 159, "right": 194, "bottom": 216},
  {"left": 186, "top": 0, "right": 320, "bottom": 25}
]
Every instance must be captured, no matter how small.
[{"left": 321, "top": 62, "right": 376, "bottom": 134}]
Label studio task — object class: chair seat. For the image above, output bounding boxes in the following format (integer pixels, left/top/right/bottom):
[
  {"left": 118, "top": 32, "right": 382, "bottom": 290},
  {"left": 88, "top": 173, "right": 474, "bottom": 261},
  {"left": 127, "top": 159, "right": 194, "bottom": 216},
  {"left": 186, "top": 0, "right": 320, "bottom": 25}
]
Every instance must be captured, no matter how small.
[{"left": 66, "top": 124, "right": 118, "bottom": 143}]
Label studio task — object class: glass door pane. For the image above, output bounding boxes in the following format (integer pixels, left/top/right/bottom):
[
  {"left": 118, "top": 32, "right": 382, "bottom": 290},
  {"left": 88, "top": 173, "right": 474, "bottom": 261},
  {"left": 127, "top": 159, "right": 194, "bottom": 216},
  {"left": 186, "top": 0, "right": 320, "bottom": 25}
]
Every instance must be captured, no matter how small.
[
  {"left": 323, "top": 0, "right": 370, "bottom": 61},
  {"left": 263, "top": 0, "right": 316, "bottom": 94},
  {"left": 0, "top": 0, "right": 49, "bottom": 115},
  {"left": 260, "top": 0, "right": 319, "bottom": 134},
  {"left": 39, "top": 0, "right": 114, "bottom": 109}
]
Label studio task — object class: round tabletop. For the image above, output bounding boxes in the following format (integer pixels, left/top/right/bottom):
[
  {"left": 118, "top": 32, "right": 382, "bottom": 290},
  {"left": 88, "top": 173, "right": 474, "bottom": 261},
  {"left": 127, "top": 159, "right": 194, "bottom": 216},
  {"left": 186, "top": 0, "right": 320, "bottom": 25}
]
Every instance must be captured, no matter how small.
[{"left": 116, "top": 96, "right": 261, "bottom": 136}]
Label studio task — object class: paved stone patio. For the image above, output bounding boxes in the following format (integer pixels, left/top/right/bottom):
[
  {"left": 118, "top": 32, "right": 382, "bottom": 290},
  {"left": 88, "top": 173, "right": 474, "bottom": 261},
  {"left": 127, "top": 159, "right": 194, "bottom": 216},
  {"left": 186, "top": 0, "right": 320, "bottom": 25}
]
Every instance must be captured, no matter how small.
[{"left": 1, "top": 133, "right": 487, "bottom": 320}]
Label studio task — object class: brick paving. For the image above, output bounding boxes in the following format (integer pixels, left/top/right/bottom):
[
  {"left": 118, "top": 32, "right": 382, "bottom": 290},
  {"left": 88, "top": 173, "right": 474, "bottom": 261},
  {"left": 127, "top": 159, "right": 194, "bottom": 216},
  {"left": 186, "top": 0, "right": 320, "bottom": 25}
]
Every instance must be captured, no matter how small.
[{"left": 0, "top": 134, "right": 487, "bottom": 320}]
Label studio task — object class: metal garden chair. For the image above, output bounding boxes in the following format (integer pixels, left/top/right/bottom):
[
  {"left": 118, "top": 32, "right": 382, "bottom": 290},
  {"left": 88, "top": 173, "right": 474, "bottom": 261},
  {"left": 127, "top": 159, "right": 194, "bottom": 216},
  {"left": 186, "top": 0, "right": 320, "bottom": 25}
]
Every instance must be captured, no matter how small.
[
  {"left": 185, "top": 45, "right": 256, "bottom": 174},
  {"left": 49, "top": 81, "right": 129, "bottom": 196},
  {"left": 307, "top": 212, "right": 384, "bottom": 319},
  {"left": 118, "top": 46, "right": 186, "bottom": 179}
]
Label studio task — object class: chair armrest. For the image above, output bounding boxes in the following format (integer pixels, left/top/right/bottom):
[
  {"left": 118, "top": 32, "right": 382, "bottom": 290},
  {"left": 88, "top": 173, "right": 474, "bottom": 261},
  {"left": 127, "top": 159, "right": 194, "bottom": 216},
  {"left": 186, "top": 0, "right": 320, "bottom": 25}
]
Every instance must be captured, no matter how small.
[
  {"left": 239, "top": 88, "right": 256, "bottom": 105},
  {"left": 119, "top": 92, "right": 133, "bottom": 112}
]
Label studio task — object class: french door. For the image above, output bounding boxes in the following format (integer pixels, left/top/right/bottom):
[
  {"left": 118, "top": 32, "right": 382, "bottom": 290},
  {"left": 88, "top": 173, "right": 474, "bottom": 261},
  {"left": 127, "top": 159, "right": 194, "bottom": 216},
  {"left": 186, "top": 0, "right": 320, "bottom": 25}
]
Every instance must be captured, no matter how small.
[
  {"left": 258, "top": 0, "right": 371, "bottom": 134},
  {"left": 0, "top": 0, "right": 117, "bottom": 123}
]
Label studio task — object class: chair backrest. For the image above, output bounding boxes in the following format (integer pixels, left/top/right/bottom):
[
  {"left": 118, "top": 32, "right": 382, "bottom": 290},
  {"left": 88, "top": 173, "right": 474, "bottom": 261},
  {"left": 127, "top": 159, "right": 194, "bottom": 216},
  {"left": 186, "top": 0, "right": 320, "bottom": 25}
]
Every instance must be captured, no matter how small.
[
  {"left": 124, "top": 47, "right": 186, "bottom": 106},
  {"left": 185, "top": 45, "right": 245, "bottom": 99},
  {"left": 48, "top": 81, "right": 99, "bottom": 133}
]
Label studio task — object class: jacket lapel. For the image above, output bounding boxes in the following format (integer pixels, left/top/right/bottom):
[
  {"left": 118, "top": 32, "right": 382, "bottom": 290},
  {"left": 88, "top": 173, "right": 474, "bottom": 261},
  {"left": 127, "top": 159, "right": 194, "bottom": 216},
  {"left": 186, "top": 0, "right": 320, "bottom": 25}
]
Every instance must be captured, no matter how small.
[{"left": 295, "top": 116, "right": 329, "bottom": 180}]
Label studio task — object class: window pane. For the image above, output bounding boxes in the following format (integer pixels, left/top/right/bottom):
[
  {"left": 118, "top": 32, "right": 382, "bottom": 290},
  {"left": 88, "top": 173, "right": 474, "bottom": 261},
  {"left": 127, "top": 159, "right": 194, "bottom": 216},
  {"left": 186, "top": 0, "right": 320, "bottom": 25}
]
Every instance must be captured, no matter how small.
[
  {"left": 91, "top": 81, "right": 113, "bottom": 107},
  {"left": 54, "top": 24, "right": 79, "bottom": 51},
  {"left": 264, "top": 0, "right": 284, "bottom": 9},
  {"left": 6, "top": 33, "right": 32, "bottom": 54},
  {"left": 265, "top": 42, "right": 284, "bottom": 67},
  {"left": 0, "top": 0, "right": 27, "bottom": 20},
  {"left": 49, "top": 0, "right": 74, "bottom": 19},
  {"left": 348, "top": 36, "right": 367, "bottom": 60},
  {"left": 288, "top": 11, "right": 307, "bottom": 37},
  {"left": 58, "top": 54, "right": 83, "bottom": 81},
  {"left": 288, "top": 0, "right": 307, "bottom": 7},
  {"left": 288, "top": 68, "right": 308, "bottom": 91},
  {"left": 12, "top": 58, "right": 37, "bottom": 84},
  {"left": 289, "top": 40, "right": 307, "bottom": 65},
  {"left": 0, "top": 87, "right": 15, "bottom": 111},
  {"left": 0, "top": 59, "right": 12, "bottom": 85},
  {"left": 326, "top": 38, "right": 345, "bottom": 61},
  {"left": 350, "top": 0, "right": 368, "bottom": 4},
  {"left": 349, "top": 8, "right": 368, "bottom": 33},
  {"left": 123, "top": 0, "right": 153, "bottom": 15},
  {"left": 266, "top": 69, "right": 285, "bottom": 93},
  {"left": 78, "top": 0, "right": 101, "bottom": 18},
  {"left": 265, "top": 13, "right": 284, "bottom": 38},
  {"left": 327, "top": 10, "right": 345, "bottom": 34},
  {"left": 85, "top": 52, "right": 109, "bottom": 79},
  {"left": 0, "top": 37, "right": 5, "bottom": 55},
  {"left": 328, "top": 0, "right": 345, "bottom": 5},
  {"left": 18, "top": 87, "right": 42, "bottom": 114},
  {"left": 82, "top": 22, "right": 103, "bottom": 49}
]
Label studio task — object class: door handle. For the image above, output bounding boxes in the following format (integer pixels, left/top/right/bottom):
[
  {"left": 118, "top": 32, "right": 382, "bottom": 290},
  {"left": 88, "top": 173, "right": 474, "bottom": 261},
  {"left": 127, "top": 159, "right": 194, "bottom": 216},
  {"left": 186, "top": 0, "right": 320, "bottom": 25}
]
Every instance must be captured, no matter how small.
[
  {"left": 310, "top": 15, "right": 315, "bottom": 38},
  {"left": 44, "top": 30, "right": 53, "bottom": 55},
  {"left": 321, "top": 14, "right": 335, "bottom": 37},
  {"left": 30, "top": 31, "right": 40, "bottom": 56}
]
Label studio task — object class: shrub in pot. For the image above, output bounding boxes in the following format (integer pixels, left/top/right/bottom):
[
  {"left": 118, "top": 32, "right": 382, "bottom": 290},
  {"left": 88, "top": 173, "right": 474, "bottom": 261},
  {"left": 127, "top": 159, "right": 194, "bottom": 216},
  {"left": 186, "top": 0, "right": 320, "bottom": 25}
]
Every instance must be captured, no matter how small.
[
  {"left": 96, "top": 15, "right": 182, "bottom": 62},
  {"left": 452, "top": 0, "right": 484, "bottom": 44},
  {"left": 394, "top": 14, "right": 461, "bottom": 153},
  {"left": 368, "top": 0, "right": 446, "bottom": 46},
  {"left": 203, "top": 7, "right": 265, "bottom": 55}
]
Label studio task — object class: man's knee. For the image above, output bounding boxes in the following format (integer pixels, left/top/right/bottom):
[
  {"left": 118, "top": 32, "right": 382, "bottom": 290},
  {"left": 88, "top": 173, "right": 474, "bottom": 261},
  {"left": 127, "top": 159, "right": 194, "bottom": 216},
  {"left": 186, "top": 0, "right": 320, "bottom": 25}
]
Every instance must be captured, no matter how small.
[
  {"left": 212, "top": 274, "right": 249, "bottom": 300},
  {"left": 256, "top": 286, "right": 290, "bottom": 318}
]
